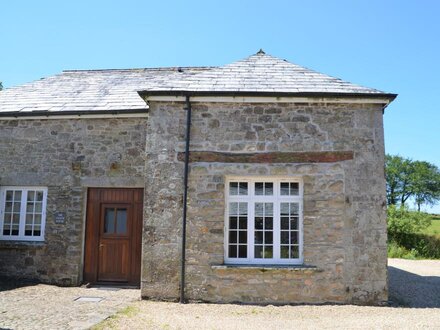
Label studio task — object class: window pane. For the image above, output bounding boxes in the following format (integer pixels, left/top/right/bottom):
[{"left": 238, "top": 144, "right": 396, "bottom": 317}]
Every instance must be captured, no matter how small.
[
  {"left": 239, "top": 217, "right": 247, "bottom": 229},
  {"left": 238, "top": 203, "right": 247, "bottom": 216},
  {"left": 26, "top": 202, "right": 34, "bottom": 213},
  {"left": 255, "top": 231, "right": 263, "bottom": 244},
  {"left": 280, "top": 203, "right": 289, "bottom": 216},
  {"left": 229, "top": 182, "right": 238, "bottom": 195},
  {"left": 265, "top": 183, "right": 273, "bottom": 195},
  {"left": 290, "top": 246, "right": 299, "bottom": 259},
  {"left": 265, "top": 203, "right": 273, "bottom": 216},
  {"left": 104, "top": 208, "right": 115, "bottom": 233},
  {"left": 265, "top": 246, "right": 273, "bottom": 258},
  {"left": 116, "top": 209, "right": 127, "bottom": 234},
  {"left": 265, "top": 231, "right": 273, "bottom": 244},
  {"left": 36, "top": 191, "right": 44, "bottom": 202},
  {"left": 255, "top": 203, "right": 263, "bottom": 216},
  {"left": 255, "top": 217, "right": 263, "bottom": 230},
  {"left": 280, "top": 183, "right": 289, "bottom": 195},
  {"left": 229, "top": 231, "right": 237, "bottom": 243},
  {"left": 281, "top": 217, "right": 289, "bottom": 230},
  {"left": 27, "top": 191, "right": 35, "bottom": 201},
  {"left": 291, "top": 217, "right": 298, "bottom": 230},
  {"left": 254, "top": 245, "right": 263, "bottom": 258},
  {"left": 239, "top": 231, "right": 247, "bottom": 244},
  {"left": 239, "top": 182, "right": 248, "bottom": 195},
  {"left": 291, "top": 203, "right": 299, "bottom": 216},
  {"left": 229, "top": 217, "right": 237, "bottom": 229},
  {"left": 13, "top": 202, "right": 21, "bottom": 213},
  {"left": 14, "top": 191, "right": 22, "bottom": 202},
  {"left": 264, "top": 217, "right": 273, "bottom": 230},
  {"left": 281, "top": 246, "right": 289, "bottom": 258},
  {"left": 281, "top": 231, "right": 289, "bottom": 244},
  {"left": 25, "top": 214, "right": 33, "bottom": 225},
  {"left": 238, "top": 245, "right": 247, "bottom": 258},
  {"left": 290, "top": 183, "right": 299, "bottom": 196},
  {"left": 290, "top": 231, "right": 298, "bottom": 244},
  {"left": 229, "top": 202, "right": 238, "bottom": 215},
  {"left": 5, "top": 202, "right": 12, "bottom": 213},
  {"left": 34, "top": 202, "right": 42, "bottom": 213},
  {"left": 12, "top": 213, "right": 20, "bottom": 225},
  {"left": 229, "top": 245, "right": 237, "bottom": 258},
  {"left": 34, "top": 214, "right": 41, "bottom": 225},
  {"left": 6, "top": 191, "right": 13, "bottom": 201},
  {"left": 255, "top": 182, "right": 264, "bottom": 195}
]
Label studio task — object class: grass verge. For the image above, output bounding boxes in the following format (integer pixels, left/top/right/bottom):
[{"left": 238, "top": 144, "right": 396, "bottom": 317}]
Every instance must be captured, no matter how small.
[{"left": 91, "top": 305, "right": 139, "bottom": 330}]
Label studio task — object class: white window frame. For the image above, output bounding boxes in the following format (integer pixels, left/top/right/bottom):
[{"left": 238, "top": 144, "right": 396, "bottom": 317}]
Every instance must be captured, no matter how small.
[
  {"left": 0, "top": 186, "right": 48, "bottom": 241},
  {"left": 224, "top": 176, "right": 304, "bottom": 265}
]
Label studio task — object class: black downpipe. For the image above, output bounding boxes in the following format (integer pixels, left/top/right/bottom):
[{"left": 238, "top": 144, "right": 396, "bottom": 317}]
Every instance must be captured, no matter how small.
[{"left": 180, "top": 96, "right": 192, "bottom": 303}]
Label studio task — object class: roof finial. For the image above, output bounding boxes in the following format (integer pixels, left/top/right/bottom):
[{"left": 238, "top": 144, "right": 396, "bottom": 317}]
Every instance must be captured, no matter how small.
[{"left": 256, "top": 48, "right": 265, "bottom": 55}]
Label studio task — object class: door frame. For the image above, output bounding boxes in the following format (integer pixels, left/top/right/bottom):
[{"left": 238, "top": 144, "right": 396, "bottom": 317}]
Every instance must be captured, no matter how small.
[{"left": 83, "top": 187, "right": 143, "bottom": 286}]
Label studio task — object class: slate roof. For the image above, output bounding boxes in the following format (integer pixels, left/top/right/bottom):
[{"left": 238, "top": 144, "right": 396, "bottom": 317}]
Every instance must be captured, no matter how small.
[
  {"left": 140, "top": 50, "right": 393, "bottom": 97},
  {"left": 0, "top": 67, "right": 211, "bottom": 113},
  {"left": 0, "top": 50, "right": 395, "bottom": 114}
]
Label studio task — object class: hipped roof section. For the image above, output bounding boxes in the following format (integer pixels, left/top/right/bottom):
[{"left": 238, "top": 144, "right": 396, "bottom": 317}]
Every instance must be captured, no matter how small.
[{"left": 139, "top": 50, "right": 397, "bottom": 102}]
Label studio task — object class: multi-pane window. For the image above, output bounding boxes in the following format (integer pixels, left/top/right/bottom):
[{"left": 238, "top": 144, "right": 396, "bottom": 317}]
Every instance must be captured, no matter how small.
[
  {"left": 0, "top": 187, "right": 47, "bottom": 241},
  {"left": 225, "top": 178, "right": 303, "bottom": 264}
]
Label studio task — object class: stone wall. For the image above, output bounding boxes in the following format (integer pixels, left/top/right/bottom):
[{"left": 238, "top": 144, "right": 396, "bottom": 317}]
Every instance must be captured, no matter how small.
[
  {"left": 142, "top": 101, "right": 387, "bottom": 305},
  {"left": 0, "top": 117, "right": 146, "bottom": 285}
]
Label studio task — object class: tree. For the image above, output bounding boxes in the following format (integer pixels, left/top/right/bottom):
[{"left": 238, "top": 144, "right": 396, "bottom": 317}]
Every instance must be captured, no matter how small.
[
  {"left": 0, "top": 82, "right": 2, "bottom": 90},
  {"left": 385, "top": 155, "right": 414, "bottom": 206},
  {"left": 411, "top": 161, "right": 440, "bottom": 211},
  {"left": 385, "top": 154, "right": 440, "bottom": 210}
]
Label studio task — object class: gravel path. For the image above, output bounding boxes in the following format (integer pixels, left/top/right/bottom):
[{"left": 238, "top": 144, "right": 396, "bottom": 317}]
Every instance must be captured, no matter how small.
[
  {"left": 95, "top": 301, "right": 440, "bottom": 330},
  {"left": 388, "top": 258, "right": 440, "bottom": 308},
  {"left": 0, "top": 283, "right": 139, "bottom": 330},
  {"left": 1, "top": 259, "right": 439, "bottom": 329}
]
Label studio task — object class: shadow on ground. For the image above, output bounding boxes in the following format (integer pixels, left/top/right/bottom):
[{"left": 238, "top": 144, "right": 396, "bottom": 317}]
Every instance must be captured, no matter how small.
[
  {"left": 0, "top": 276, "right": 39, "bottom": 293},
  {"left": 388, "top": 266, "right": 440, "bottom": 308}
]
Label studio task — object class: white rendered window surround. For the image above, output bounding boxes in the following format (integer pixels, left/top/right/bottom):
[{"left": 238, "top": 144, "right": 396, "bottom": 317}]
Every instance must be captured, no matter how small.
[
  {"left": 0, "top": 187, "right": 47, "bottom": 241},
  {"left": 225, "top": 177, "right": 303, "bottom": 265}
]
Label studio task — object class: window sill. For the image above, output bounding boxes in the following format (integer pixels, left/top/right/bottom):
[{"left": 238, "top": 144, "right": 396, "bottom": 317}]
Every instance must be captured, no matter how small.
[
  {"left": 211, "top": 264, "right": 323, "bottom": 272},
  {"left": 0, "top": 240, "right": 46, "bottom": 250}
]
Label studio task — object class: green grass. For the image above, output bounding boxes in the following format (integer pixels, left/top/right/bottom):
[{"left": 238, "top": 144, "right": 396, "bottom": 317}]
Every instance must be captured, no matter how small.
[
  {"left": 91, "top": 305, "right": 140, "bottom": 330},
  {"left": 422, "top": 216, "right": 440, "bottom": 237}
]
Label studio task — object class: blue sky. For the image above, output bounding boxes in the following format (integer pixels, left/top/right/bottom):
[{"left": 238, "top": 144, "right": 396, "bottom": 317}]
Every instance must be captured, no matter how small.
[{"left": 1, "top": 1, "right": 439, "bottom": 212}]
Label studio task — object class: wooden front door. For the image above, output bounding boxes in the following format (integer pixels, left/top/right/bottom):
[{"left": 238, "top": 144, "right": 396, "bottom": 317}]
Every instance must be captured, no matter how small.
[{"left": 83, "top": 188, "right": 143, "bottom": 286}]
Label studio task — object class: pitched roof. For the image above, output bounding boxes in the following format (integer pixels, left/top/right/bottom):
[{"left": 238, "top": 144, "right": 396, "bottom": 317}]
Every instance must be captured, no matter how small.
[
  {"left": 140, "top": 50, "right": 396, "bottom": 99},
  {"left": 0, "top": 51, "right": 396, "bottom": 115},
  {"left": 0, "top": 67, "right": 211, "bottom": 114}
]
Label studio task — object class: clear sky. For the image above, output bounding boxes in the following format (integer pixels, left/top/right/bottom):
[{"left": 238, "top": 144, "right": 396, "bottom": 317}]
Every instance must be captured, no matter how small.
[{"left": 1, "top": 0, "right": 439, "bottom": 212}]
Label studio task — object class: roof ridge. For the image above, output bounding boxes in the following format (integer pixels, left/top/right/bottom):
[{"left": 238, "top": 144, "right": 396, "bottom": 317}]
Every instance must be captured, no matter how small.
[{"left": 62, "top": 66, "right": 216, "bottom": 73}]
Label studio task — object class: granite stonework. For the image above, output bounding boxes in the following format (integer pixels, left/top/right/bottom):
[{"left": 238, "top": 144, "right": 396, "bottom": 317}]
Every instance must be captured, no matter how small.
[
  {"left": 0, "top": 118, "right": 146, "bottom": 285},
  {"left": 141, "top": 101, "right": 388, "bottom": 305}
]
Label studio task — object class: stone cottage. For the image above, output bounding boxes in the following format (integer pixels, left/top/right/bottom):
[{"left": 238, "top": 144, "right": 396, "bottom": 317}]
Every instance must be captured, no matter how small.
[{"left": 0, "top": 50, "right": 396, "bottom": 305}]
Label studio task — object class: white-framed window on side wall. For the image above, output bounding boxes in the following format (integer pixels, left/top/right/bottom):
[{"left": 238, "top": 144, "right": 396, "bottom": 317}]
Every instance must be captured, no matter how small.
[
  {"left": 0, "top": 186, "right": 48, "bottom": 241},
  {"left": 225, "top": 177, "right": 303, "bottom": 265}
]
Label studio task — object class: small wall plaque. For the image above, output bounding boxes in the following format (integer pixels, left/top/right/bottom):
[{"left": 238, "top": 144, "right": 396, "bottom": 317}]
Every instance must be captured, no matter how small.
[{"left": 54, "top": 212, "right": 66, "bottom": 224}]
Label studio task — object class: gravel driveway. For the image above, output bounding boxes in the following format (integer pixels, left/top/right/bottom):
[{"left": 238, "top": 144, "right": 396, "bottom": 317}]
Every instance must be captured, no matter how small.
[
  {"left": 95, "top": 258, "right": 440, "bottom": 330},
  {"left": 1, "top": 259, "right": 439, "bottom": 329},
  {"left": 388, "top": 258, "right": 440, "bottom": 308}
]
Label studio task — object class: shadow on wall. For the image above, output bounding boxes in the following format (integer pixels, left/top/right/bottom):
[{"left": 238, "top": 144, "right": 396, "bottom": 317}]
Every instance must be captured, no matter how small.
[{"left": 388, "top": 266, "right": 440, "bottom": 308}]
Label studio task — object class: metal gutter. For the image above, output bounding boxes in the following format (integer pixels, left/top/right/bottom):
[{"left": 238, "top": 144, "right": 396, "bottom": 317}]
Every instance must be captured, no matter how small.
[
  {"left": 180, "top": 95, "right": 192, "bottom": 304},
  {"left": 138, "top": 90, "right": 398, "bottom": 102}
]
